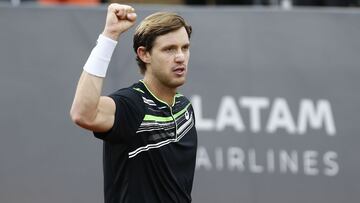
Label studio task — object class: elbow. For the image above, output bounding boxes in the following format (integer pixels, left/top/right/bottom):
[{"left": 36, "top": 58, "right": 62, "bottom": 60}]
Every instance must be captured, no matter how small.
[
  {"left": 70, "top": 108, "right": 90, "bottom": 128},
  {"left": 70, "top": 109, "right": 83, "bottom": 126}
]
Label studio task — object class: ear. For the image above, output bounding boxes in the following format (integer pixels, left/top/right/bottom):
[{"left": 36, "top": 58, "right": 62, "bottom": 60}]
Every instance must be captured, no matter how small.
[{"left": 137, "top": 46, "right": 151, "bottom": 64}]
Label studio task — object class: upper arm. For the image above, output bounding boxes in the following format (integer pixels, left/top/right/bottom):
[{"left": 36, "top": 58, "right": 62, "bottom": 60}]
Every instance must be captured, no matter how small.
[
  {"left": 93, "top": 89, "right": 145, "bottom": 143},
  {"left": 85, "top": 96, "right": 116, "bottom": 133}
]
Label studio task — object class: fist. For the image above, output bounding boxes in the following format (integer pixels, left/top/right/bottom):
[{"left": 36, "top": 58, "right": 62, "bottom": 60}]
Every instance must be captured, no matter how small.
[{"left": 102, "top": 4, "right": 137, "bottom": 41}]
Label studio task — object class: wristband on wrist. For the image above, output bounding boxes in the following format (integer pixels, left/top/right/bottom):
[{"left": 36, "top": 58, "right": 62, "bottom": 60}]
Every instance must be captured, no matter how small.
[{"left": 83, "top": 34, "right": 118, "bottom": 77}]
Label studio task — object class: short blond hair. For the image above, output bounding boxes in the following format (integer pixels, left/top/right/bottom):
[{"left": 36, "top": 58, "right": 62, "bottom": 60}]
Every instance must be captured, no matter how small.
[{"left": 133, "top": 12, "right": 192, "bottom": 74}]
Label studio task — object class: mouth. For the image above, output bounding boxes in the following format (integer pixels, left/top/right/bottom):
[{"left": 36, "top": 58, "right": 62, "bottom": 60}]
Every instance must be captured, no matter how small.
[{"left": 173, "top": 66, "right": 186, "bottom": 76}]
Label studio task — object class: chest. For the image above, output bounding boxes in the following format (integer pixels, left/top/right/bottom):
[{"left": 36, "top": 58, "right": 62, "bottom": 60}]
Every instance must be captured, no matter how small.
[{"left": 128, "top": 100, "right": 196, "bottom": 159}]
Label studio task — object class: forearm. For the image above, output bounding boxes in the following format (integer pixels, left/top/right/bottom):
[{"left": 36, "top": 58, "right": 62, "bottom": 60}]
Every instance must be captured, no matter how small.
[
  {"left": 70, "top": 34, "right": 117, "bottom": 126},
  {"left": 70, "top": 3, "right": 136, "bottom": 129}
]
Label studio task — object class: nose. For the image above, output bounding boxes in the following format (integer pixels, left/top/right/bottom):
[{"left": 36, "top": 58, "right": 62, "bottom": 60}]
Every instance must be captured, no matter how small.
[{"left": 174, "top": 51, "right": 185, "bottom": 63}]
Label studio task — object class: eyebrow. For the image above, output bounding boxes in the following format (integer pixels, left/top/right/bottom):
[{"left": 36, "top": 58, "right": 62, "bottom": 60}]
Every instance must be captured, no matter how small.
[{"left": 161, "top": 43, "right": 190, "bottom": 50}]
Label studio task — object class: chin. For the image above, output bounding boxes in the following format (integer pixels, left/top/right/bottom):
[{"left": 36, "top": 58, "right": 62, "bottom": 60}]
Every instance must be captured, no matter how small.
[{"left": 169, "top": 78, "right": 186, "bottom": 88}]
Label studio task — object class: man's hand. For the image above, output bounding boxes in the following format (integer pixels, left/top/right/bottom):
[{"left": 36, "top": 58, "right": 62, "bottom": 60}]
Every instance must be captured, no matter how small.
[{"left": 102, "top": 4, "right": 137, "bottom": 41}]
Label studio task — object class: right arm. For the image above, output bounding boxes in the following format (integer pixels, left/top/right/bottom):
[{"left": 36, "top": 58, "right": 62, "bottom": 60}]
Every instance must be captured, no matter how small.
[{"left": 70, "top": 4, "right": 137, "bottom": 132}]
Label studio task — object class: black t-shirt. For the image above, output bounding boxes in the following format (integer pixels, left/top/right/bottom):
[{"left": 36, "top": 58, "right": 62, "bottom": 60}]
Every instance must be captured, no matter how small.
[{"left": 94, "top": 81, "right": 198, "bottom": 203}]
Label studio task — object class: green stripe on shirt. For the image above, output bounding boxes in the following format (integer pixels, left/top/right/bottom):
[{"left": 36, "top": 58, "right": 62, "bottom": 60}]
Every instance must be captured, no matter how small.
[{"left": 143, "top": 103, "right": 191, "bottom": 122}]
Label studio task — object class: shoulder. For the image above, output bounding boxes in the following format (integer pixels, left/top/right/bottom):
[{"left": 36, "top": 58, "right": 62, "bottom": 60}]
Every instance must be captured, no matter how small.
[
  {"left": 110, "top": 84, "right": 143, "bottom": 102},
  {"left": 107, "top": 83, "right": 146, "bottom": 115},
  {"left": 175, "top": 93, "right": 192, "bottom": 106}
]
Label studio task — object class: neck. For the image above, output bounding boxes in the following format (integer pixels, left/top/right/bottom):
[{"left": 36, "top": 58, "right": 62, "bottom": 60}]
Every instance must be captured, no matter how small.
[{"left": 142, "top": 77, "right": 177, "bottom": 106}]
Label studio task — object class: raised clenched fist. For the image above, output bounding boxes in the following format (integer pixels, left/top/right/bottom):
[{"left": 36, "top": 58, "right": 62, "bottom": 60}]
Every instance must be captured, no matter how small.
[{"left": 102, "top": 4, "right": 137, "bottom": 41}]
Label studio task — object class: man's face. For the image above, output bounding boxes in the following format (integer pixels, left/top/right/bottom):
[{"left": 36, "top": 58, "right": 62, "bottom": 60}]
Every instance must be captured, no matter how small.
[{"left": 146, "top": 27, "right": 190, "bottom": 89}]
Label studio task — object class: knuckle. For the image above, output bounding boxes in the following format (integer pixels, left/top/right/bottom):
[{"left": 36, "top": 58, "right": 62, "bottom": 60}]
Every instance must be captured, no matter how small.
[{"left": 108, "top": 3, "right": 115, "bottom": 10}]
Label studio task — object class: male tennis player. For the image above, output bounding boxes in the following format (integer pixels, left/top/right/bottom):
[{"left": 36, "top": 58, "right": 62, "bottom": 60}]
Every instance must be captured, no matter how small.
[{"left": 70, "top": 3, "right": 197, "bottom": 203}]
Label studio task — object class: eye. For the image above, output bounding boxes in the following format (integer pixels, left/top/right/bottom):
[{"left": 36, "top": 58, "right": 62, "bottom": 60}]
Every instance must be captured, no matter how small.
[
  {"left": 164, "top": 47, "right": 176, "bottom": 53},
  {"left": 182, "top": 45, "right": 190, "bottom": 51}
]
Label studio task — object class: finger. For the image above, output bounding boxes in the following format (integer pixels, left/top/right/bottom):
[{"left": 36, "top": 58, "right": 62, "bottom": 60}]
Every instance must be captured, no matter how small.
[
  {"left": 115, "top": 9, "right": 126, "bottom": 19},
  {"left": 116, "top": 7, "right": 135, "bottom": 20},
  {"left": 124, "top": 7, "right": 135, "bottom": 19},
  {"left": 127, "top": 7, "right": 135, "bottom": 13},
  {"left": 126, "top": 12, "right": 137, "bottom": 21},
  {"left": 109, "top": 3, "right": 132, "bottom": 10},
  {"left": 108, "top": 4, "right": 134, "bottom": 18}
]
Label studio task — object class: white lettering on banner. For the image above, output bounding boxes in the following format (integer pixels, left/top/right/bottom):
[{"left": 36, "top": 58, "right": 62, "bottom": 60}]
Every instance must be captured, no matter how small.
[
  {"left": 298, "top": 99, "right": 336, "bottom": 136},
  {"left": 191, "top": 95, "right": 336, "bottom": 136},
  {"left": 266, "top": 98, "right": 297, "bottom": 134},
  {"left": 267, "top": 149, "right": 275, "bottom": 173},
  {"left": 196, "top": 146, "right": 340, "bottom": 177},
  {"left": 215, "top": 147, "right": 224, "bottom": 170},
  {"left": 227, "top": 147, "right": 245, "bottom": 171},
  {"left": 323, "top": 151, "right": 339, "bottom": 176},
  {"left": 192, "top": 95, "right": 339, "bottom": 177},
  {"left": 279, "top": 150, "right": 298, "bottom": 174},
  {"left": 216, "top": 96, "right": 245, "bottom": 132},
  {"left": 249, "top": 149, "right": 264, "bottom": 173},
  {"left": 191, "top": 96, "right": 214, "bottom": 131},
  {"left": 240, "top": 97, "right": 269, "bottom": 133},
  {"left": 304, "top": 150, "right": 319, "bottom": 176},
  {"left": 196, "top": 147, "right": 212, "bottom": 170}
]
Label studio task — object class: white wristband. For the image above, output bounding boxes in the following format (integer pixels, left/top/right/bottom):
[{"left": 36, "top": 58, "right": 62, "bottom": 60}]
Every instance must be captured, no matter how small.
[{"left": 83, "top": 34, "right": 118, "bottom": 77}]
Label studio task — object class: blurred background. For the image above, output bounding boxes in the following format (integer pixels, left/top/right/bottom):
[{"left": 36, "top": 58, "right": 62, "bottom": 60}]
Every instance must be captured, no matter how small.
[
  {"left": 1, "top": 1, "right": 360, "bottom": 203},
  {"left": 1, "top": 0, "right": 360, "bottom": 7}
]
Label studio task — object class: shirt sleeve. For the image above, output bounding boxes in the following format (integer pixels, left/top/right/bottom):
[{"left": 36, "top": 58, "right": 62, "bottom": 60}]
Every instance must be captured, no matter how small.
[{"left": 93, "top": 88, "right": 144, "bottom": 143}]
